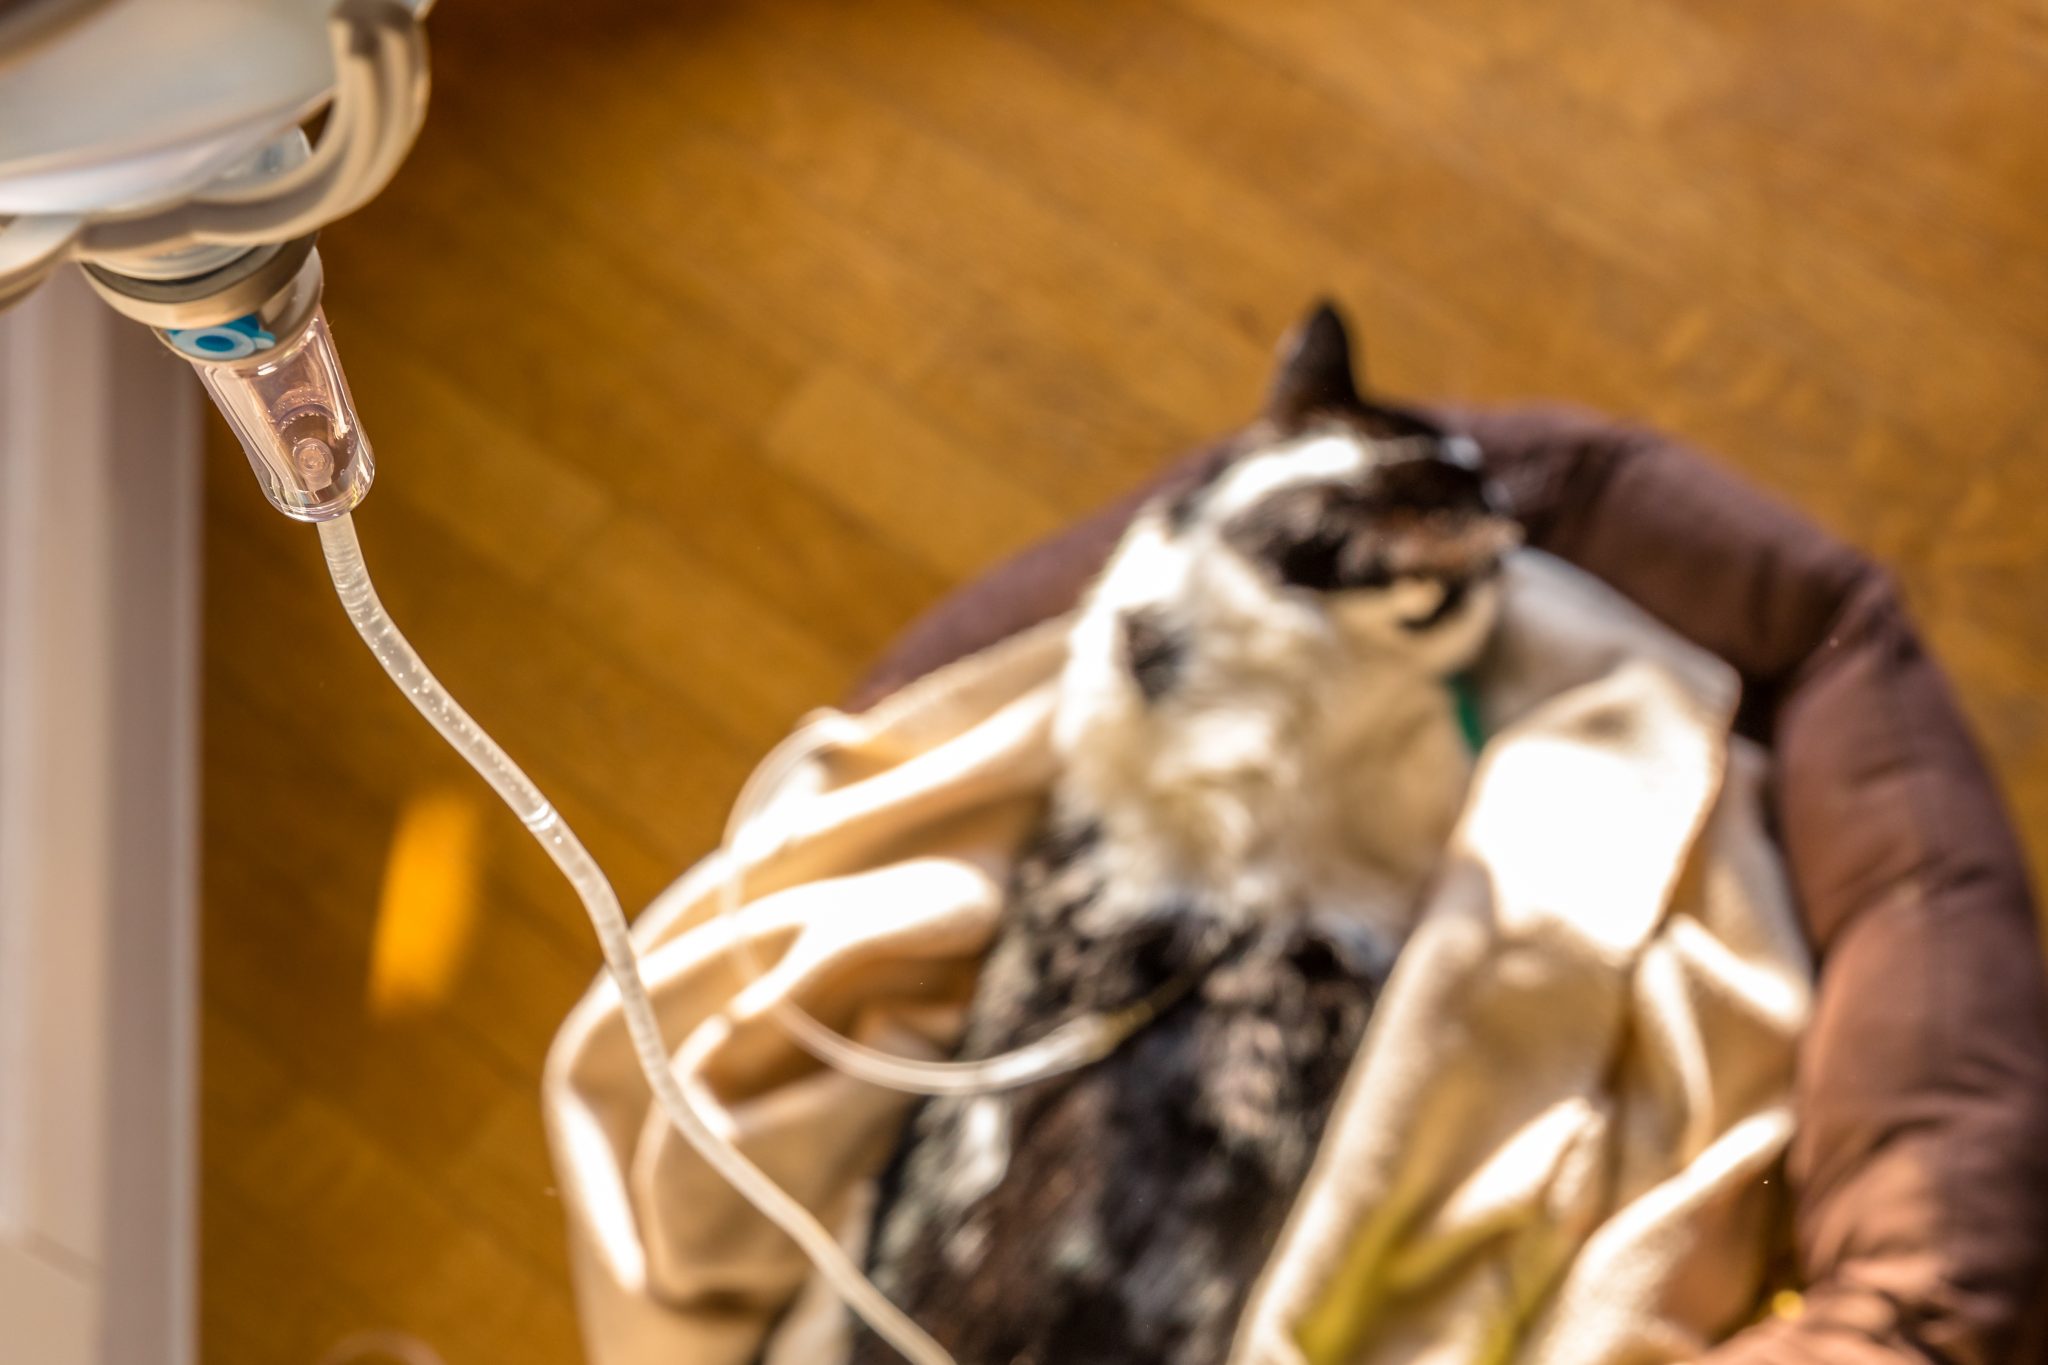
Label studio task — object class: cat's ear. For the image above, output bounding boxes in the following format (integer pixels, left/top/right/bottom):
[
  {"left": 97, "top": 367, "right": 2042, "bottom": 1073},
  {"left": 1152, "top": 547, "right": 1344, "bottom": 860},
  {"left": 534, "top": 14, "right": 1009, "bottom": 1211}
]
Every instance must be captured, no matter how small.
[{"left": 1266, "top": 300, "right": 1363, "bottom": 430}]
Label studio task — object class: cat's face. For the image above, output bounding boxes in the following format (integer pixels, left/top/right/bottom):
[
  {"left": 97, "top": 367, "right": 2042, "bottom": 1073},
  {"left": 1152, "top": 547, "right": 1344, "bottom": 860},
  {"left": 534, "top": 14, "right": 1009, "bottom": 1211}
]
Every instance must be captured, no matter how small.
[{"left": 1168, "top": 303, "right": 1518, "bottom": 674}]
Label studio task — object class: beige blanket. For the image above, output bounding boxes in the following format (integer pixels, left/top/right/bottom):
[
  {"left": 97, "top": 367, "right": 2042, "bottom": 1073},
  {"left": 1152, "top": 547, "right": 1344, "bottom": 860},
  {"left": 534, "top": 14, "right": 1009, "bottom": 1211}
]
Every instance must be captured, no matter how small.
[{"left": 542, "top": 552, "right": 1811, "bottom": 1364}]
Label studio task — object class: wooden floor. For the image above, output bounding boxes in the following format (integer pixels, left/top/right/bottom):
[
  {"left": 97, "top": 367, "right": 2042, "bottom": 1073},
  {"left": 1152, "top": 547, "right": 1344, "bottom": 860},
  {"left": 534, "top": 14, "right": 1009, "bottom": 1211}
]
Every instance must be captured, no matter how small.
[{"left": 200, "top": 1, "right": 2048, "bottom": 1360}]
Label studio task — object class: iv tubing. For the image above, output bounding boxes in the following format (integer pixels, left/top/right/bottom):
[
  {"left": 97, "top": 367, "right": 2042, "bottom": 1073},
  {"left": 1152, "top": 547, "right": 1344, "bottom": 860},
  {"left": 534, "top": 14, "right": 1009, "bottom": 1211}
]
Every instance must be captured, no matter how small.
[
  {"left": 719, "top": 734, "right": 1171, "bottom": 1096},
  {"left": 314, "top": 513, "right": 953, "bottom": 1365}
]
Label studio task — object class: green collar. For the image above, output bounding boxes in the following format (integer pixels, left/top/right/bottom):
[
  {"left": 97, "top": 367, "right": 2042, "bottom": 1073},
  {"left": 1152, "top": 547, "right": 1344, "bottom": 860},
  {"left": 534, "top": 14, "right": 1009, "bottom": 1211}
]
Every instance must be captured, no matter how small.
[{"left": 1449, "top": 674, "right": 1486, "bottom": 754}]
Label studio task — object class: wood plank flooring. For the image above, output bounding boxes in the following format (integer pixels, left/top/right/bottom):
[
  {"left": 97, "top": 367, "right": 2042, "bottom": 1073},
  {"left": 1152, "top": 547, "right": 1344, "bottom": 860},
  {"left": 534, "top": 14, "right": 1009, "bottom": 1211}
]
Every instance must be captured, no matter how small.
[{"left": 200, "top": 2, "right": 2048, "bottom": 1359}]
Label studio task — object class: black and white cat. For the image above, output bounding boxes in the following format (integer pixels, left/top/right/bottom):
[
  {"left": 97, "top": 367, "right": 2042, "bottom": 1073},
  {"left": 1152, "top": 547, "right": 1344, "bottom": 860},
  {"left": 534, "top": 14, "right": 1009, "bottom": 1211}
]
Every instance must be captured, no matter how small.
[{"left": 847, "top": 303, "right": 1518, "bottom": 1365}]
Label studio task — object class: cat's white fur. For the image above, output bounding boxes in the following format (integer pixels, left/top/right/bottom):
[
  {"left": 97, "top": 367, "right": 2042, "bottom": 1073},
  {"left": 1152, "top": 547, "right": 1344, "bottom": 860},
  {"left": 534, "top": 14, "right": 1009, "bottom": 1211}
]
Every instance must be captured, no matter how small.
[{"left": 1052, "top": 431, "right": 1498, "bottom": 953}]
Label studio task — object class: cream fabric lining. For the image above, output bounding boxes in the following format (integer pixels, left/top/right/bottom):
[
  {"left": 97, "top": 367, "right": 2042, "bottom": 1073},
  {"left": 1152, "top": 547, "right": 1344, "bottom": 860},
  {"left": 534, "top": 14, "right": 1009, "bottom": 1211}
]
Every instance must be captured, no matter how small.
[{"left": 542, "top": 552, "right": 1811, "bottom": 1364}]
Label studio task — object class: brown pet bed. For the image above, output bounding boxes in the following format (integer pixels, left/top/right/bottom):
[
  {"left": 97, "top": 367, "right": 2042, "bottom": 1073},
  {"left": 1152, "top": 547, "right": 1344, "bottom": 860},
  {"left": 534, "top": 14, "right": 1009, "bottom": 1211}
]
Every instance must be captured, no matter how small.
[{"left": 842, "top": 403, "right": 2048, "bottom": 1364}]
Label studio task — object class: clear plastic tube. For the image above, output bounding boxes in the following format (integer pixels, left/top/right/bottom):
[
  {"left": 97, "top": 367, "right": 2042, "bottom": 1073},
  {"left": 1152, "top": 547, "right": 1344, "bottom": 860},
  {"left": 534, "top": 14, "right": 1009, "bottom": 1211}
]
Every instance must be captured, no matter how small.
[
  {"left": 718, "top": 732, "right": 1172, "bottom": 1096},
  {"left": 314, "top": 514, "right": 952, "bottom": 1365},
  {"left": 317, "top": 508, "right": 1165, "bottom": 1359}
]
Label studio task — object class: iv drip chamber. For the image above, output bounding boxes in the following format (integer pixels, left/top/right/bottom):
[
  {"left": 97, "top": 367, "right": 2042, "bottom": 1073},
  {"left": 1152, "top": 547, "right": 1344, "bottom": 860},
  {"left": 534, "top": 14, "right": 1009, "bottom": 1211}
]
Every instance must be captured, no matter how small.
[{"left": 164, "top": 247, "right": 374, "bottom": 521}]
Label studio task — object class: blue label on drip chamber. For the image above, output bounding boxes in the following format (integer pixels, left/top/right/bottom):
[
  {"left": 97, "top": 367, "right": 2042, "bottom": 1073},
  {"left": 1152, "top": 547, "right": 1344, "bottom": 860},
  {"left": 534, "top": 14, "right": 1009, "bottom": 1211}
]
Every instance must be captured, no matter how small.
[{"left": 165, "top": 314, "right": 276, "bottom": 362}]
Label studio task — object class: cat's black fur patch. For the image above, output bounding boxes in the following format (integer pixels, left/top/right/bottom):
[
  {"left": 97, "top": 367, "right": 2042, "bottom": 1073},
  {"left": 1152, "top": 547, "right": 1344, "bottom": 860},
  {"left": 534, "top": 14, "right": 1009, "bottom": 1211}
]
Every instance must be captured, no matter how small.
[
  {"left": 849, "top": 823, "right": 1382, "bottom": 1365},
  {"left": 1121, "top": 607, "right": 1188, "bottom": 704},
  {"left": 1220, "top": 447, "right": 1498, "bottom": 597},
  {"left": 1221, "top": 482, "right": 1389, "bottom": 593}
]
